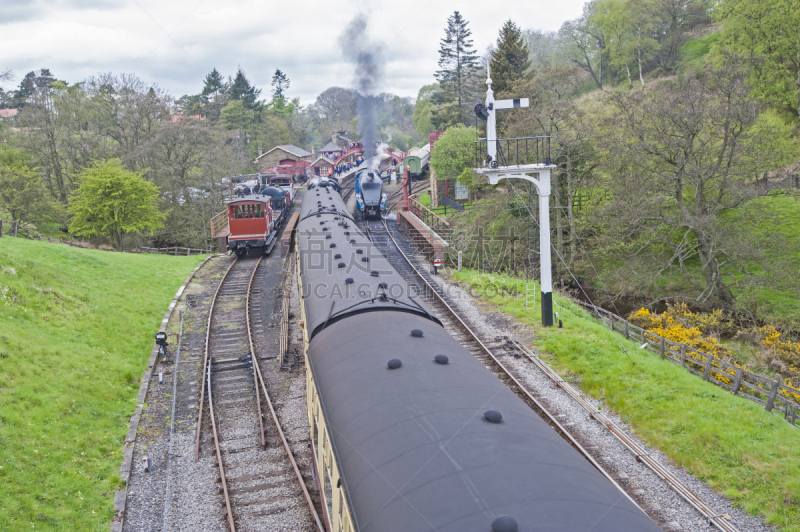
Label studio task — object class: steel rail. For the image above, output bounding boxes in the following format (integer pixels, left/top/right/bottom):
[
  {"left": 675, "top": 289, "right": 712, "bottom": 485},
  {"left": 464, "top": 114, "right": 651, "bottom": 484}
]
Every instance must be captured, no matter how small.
[
  {"left": 206, "top": 361, "right": 236, "bottom": 532},
  {"left": 368, "top": 219, "right": 637, "bottom": 508},
  {"left": 248, "top": 258, "right": 325, "bottom": 532},
  {"left": 195, "top": 257, "right": 239, "bottom": 461},
  {"left": 245, "top": 256, "right": 267, "bottom": 449},
  {"left": 511, "top": 340, "right": 739, "bottom": 532}
]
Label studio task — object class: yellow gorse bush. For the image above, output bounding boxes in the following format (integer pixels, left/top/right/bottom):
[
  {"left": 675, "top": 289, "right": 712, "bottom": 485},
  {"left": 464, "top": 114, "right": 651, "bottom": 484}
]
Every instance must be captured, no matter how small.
[{"left": 629, "top": 304, "right": 800, "bottom": 404}]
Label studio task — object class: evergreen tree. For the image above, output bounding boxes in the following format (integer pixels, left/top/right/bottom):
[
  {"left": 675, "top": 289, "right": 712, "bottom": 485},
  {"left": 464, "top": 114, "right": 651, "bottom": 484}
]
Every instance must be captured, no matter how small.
[
  {"left": 490, "top": 20, "right": 532, "bottom": 94},
  {"left": 229, "top": 67, "right": 261, "bottom": 111},
  {"left": 201, "top": 68, "right": 225, "bottom": 101},
  {"left": 13, "top": 69, "right": 58, "bottom": 107},
  {"left": 434, "top": 11, "right": 479, "bottom": 108},
  {"left": 271, "top": 69, "right": 290, "bottom": 100}
]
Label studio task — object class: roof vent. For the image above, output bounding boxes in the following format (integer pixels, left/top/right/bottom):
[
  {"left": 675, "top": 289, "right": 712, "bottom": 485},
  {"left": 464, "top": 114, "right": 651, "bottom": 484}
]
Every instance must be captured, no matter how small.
[
  {"left": 319, "top": 221, "right": 325, "bottom": 225},
  {"left": 387, "top": 359, "right": 402, "bottom": 370},
  {"left": 344, "top": 231, "right": 350, "bottom": 236},
  {"left": 371, "top": 271, "right": 379, "bottom": 277},
  {"left": 345, "top": 278, "right": 354, "bottom": 284},
  {"left": 361, "top": 257, "right": 369, "bottom": 262},
  {"left": 491, "top": 516, "right": 517, "bottom": 532},
  {"left": 356, "top": 249, "right": 363, "bottom": 254},
  {"left": 334, "top": 254, "right": 342, "bottom": 259},
  {"left": 484, "top": 410, "right": 503, "bottom": 424},
  {"left": 326, "top": 235, "right": 332, "bottom": 239},
  {"left": 316, "top": 214, "right": 321, "bottom": 217},
  {"left": 350, "top": 239, "right": 356, "bottom": 244},
  {"left": 330, "top": 243, "right": 336, "bottom": 248},
  {"left": 378, "top": 282, "right": 388, "bottom": 289},
  {"left": 322, "top": 227, "right": 328, "bottom": 231},
  {"left": 338, "top": 262, "right": 345, "bottom": 268},
  {"left": 434, "top": 354, "right": 449, "bottom": 364},
  {"left": 411, "top": 329, "right": 423, "bottom": 338},
  {"left": 334, "top": 217, "right": 340, "bottom": 220}
]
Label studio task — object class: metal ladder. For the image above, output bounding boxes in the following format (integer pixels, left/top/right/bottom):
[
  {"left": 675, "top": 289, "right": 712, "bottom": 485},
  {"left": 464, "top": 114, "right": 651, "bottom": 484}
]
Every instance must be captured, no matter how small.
[{"left": 525, "top": 281, "right": 536, "bottom": 311}]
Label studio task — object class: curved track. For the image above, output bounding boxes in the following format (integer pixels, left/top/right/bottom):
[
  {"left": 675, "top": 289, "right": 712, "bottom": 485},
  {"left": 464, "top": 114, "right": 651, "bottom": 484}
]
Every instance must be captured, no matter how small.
[
  {"left": 362, "top": 217, "right": 740, "bottom": 532},
  {"left": 194, "top": 256, "right": 323, "bottom": 532}
]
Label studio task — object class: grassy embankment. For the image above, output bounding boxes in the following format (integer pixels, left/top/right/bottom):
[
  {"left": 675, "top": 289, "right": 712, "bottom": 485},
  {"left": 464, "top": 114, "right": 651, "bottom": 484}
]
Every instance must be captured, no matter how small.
[
  {"left": 0, "top": 238, "right": 203, "bottom": 531},
  {"left": 452, "top": 268, "right": 800, "bottom": 531}
]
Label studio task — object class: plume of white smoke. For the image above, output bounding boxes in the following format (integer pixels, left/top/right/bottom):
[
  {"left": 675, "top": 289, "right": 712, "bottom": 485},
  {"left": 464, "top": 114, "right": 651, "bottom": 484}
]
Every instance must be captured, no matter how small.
[{"left": 338, "top": 13, "right": 384, "bottom": 161}]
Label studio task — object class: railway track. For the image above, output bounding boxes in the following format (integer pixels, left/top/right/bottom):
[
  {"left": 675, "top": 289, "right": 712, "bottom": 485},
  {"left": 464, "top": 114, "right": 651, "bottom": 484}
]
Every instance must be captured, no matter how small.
[
  {"left": 194, "top": 256, "right": 323, "bottom": 532},
  {"left": 361, "top": 217, "right": 740, "bottom": 532}
]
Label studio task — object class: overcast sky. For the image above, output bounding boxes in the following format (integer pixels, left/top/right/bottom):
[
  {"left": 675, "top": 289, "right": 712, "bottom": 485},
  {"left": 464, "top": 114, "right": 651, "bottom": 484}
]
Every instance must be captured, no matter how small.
[{"left": 1, "top": 0, "right": 587, "bottom": 105}]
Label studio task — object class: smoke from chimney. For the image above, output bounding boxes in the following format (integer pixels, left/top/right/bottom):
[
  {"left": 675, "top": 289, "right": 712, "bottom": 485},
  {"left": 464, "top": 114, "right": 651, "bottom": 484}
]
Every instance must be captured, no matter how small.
[{"left": 338, "top": 13, "right": 384, "bottom": 162}]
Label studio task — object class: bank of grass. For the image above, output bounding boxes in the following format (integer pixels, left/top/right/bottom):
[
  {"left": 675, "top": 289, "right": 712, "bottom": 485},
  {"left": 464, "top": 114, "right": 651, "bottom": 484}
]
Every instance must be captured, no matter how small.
[
  {"left": 0, "top": 238, "right": 203, "bottom": 531},
  {"left": 452, "top": 268, "right": 800, "bottom": 531}
]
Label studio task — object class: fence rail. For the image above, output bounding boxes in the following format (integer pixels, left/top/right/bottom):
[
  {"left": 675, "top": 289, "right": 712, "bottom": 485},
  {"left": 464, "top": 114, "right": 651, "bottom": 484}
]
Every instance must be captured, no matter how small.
[
  {"left": 573, "top": 299, "right": 800, "bottom": 427},
  {"left": 409, "top": 198, "right": 452, "bottom": 240}
]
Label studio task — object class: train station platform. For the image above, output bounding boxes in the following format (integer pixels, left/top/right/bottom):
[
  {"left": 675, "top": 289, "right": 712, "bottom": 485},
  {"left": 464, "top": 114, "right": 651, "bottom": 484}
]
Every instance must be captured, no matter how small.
[{"left": 397, "top": 210, "right": 450, "bottom": 262}]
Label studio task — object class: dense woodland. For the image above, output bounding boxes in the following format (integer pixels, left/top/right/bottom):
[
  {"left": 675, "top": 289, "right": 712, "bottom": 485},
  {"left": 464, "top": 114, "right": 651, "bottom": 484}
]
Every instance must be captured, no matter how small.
[
  {"left": 424, "top": 0, "right": 800, "bottom": 332},
  {"left": 2, "top": 0, "right": 800, "bottom": 328}
]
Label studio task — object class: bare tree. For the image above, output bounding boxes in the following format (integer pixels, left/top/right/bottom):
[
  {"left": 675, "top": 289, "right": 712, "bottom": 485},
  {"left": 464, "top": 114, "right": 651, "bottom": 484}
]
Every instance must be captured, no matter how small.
[{"left": 591, "top": 63, "right": 799, "bottom": 306}]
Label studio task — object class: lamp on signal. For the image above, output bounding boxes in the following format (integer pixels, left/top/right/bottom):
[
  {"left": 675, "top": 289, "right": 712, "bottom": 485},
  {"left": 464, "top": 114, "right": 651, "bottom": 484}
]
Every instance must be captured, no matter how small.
[{"left": 474, "top": 102, "right": 490, "bottom": 120}]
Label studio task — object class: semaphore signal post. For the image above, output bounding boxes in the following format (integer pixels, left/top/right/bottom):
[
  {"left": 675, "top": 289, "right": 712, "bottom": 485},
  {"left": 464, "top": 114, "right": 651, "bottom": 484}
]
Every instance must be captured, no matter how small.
[{"left": 473, "top": 68, "right": 557, "bottom": 326}]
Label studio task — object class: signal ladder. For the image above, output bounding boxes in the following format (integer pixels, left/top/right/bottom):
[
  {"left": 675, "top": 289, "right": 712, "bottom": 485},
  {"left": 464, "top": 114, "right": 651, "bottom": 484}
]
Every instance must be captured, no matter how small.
[{"left": 525, "top": 281, "right": 536, "bottom": 311}]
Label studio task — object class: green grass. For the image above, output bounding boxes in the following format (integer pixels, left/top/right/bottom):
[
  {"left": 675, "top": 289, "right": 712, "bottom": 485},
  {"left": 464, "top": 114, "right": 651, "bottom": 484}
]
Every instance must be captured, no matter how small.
[
  {"left": 0, "top": 238, "right": 203, "bottom": 531},
  {"left": 452, "top": 268, "right": 800, "bottom": 530}
]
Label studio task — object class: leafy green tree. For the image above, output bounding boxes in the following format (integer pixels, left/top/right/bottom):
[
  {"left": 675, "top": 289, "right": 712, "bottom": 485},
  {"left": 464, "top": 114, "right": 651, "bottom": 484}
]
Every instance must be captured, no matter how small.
[
  {"left": 435, "top": 11, "right": 479, "bottom": 109},
  {"left": 220, "top": 100, "right": 254, "bottom": 131},
  {"left": 714, "top": 0, "right": 800, "bottom": 119},
  {"left": 0, "top": 146, "right": 61, "bottom": 227},
  {"left": 412, "top": 84, "right": 439, "bottom": 138},
  {"left": 229, "top": 67, "right": 261, "bottom": 111},
  {"left": 490, "top": 20, "right": 532, "bottom": 94},
  {"left": 558, "top": 3, "right": 606, "bottom": 88},
  {"left": 429, "top": 124, "right": 479, "bottom": 182},
  {"left": 68, "top": 159, "right": 164, "bottom": 251}
]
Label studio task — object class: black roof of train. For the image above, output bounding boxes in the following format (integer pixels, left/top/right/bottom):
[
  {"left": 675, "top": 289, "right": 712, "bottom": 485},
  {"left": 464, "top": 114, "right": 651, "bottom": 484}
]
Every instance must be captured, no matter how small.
[
  {"left": 297, "top": 186, "right": 438, "bottom": 340},
  {"left": 308, "top": 312, "right": 661, "bottom": 532}
]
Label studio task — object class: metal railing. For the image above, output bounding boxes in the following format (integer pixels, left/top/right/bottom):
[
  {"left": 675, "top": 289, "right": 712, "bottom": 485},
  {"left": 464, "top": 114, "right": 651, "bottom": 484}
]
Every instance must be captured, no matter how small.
[
  {"left": 474, "top": 136, "right": 551, "bottom": 169},
  {"left": 409, "top": 198, "right": 451, "bottom": 239}
]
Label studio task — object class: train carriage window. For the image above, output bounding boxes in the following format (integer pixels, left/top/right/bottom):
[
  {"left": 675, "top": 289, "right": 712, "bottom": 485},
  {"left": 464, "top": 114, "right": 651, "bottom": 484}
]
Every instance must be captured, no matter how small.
[
  {"left": 234, "top": 205, "right": 243, "bottom": 219},
  {"left": 255, "top": 204, "right": 264, "bottom": 218}
]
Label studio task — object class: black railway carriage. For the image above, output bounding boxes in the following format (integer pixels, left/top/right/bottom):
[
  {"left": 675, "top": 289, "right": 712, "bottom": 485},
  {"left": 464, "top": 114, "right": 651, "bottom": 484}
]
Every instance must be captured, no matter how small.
[{"left": 297, "top": 188, "right": 660, "bottom": 531}]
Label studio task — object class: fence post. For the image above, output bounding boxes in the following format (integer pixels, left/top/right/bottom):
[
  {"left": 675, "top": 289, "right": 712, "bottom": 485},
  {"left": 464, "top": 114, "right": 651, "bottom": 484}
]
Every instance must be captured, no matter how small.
[
  {"left": 792, "top": 405, "right": 798, "bottom": 425},
  {"left": 187, "top": 247, "right": 190, "bottom": 256},
  {"left": 703, "top": 354, "right": 713, "bottom": 381},
  {"left": 660, "top": 337, "right": 665, "bottom": 359},
  {"left": 174, "top": 247, "right": 178, "bottom": 256},
  {"left": 680, "top": 344, "right": 686, "bottom": 367},
  {"left": 457, "top": 250, "right": 462, "bottom": 271},
  {"left": 624, "top": 322, "right": 629, "bottom": 340},
  {"left": 766, "top": 381, "right": 779, "bottom": 412},
  {"left": 0, "top": 220, "right": 3, "bottom": 237},
  {"left": 609, "top": 314, "right": 615, "bottom": 332},
  {"left": 732, "top": 368, "right": 743, "bottom": 394},
  {"left": 13, "top": 222, "right": 18, "bottom": 238}
]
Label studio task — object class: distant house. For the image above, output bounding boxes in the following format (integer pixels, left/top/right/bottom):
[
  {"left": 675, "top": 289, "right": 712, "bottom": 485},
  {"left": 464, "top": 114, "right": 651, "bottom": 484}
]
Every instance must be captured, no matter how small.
[
  {"left": 0, "top": 109, "right": 19, "bottom": 122},
  {"left": 169, "top": 114, "right": 205, "bottom": 123},
  {"left": 255, "top": 145, "right": 312, "bottom": 172}
]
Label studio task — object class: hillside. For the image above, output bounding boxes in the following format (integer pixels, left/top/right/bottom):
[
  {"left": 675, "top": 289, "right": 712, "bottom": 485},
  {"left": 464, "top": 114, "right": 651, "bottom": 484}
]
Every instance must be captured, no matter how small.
[{"left": 0, "top": 239, "right": 203, "bottom": 531}]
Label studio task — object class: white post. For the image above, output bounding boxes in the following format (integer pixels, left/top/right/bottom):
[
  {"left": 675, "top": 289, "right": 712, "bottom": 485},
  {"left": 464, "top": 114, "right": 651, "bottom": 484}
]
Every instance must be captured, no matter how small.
[
  {"left": 485, "top": 68, "right": 497, "bottom": 163},
  {"left": 538, "top": 169, "right": 553, "bottom": 326}
]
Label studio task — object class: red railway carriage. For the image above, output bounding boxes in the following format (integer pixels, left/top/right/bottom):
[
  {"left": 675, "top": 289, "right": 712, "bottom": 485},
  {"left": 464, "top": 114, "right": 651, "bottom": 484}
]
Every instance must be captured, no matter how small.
[{"left": 226, "top": 197, "right": 275, "bottom": 255}]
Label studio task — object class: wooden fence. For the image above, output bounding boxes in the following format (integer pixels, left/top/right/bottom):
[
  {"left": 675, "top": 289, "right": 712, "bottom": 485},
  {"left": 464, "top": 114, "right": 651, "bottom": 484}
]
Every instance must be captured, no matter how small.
[
  {"left": 0, "top": 220, "right": 211, "bottom": 255},
  {"left": 573, "top": 299, "right": 800, "bottom": 427}
]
